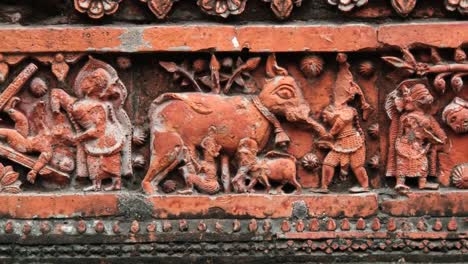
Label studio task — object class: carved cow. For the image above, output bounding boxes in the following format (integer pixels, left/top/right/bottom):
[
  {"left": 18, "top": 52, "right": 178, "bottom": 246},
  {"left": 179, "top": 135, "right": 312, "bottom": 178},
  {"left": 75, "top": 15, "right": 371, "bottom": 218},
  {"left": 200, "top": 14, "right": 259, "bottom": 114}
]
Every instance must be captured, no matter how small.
[{"left": 142, "top": 55, "right": 327, "bottom": 194}]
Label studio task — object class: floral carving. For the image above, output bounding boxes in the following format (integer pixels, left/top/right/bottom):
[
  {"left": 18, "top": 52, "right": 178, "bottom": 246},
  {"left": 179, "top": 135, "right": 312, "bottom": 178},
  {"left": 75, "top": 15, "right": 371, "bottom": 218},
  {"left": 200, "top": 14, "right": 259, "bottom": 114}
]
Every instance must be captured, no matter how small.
[
  {"left": 263, "top": 0, "right": 302, "bottom": 19},
  {"left": 140, "top": 0, "right": 177, "bottom": 19},
  {"left": 197, "top": 0, "right": 247, "bottom": 18},
  {"left": 327, "top": 0, "right": 368, "bottom": 12},
  {"left": 445, "top": 0, "right": 468, "bottom": 15},
  {"left": 0, "top": 163, "right": 21, "bottom": 193},
  {"left": 34, "top": 53, "right": 84, "bottom": 82},
  {"left": 74, "top": 0, "right": 122, "bottom": 19}
]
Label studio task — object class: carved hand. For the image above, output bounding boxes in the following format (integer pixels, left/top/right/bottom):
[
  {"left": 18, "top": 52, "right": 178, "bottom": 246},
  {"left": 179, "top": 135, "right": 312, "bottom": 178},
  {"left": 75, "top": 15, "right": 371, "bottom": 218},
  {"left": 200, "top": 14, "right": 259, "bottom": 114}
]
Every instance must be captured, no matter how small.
[{"left": 27, "top": 170, "right": 37, "bottom": 184}]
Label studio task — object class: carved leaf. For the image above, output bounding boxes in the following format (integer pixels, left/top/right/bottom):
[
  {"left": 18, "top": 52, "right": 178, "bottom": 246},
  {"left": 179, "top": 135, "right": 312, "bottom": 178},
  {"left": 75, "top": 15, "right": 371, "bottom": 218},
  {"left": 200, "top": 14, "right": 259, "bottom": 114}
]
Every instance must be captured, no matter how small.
[
  {"left": 3, "top": 55, "right": 26, "bottom": 65},
  {"left": 1, "top": 167, "right": 19, "bottom": 186},
  {"left": 51, "top": 62, "right": 70, "bottom": 82},
  {"left": 391, "top": 0, "right": 417, "bottom": 16},
  {"left": 382, "top": 56, "right": 416, "bottom": 73},
  {"left": 270, "top": 0, "right": 294, "bottom": 19},
  {"left": 145, "top": 0, "right": 175, "bottom": 19},
  {"left": 243, "top": 57, "right": 261, "bottom": 71},
  {"left": 159, "top": 61, "right": 179, "bottom": 73}
]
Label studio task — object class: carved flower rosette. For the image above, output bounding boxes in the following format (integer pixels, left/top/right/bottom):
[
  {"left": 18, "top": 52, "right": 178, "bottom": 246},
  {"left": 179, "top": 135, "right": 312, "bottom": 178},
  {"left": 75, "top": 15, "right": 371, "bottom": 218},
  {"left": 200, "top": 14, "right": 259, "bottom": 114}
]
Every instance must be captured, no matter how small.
[
  {"left": 445, "top": 0, "right": 468, "bottom": 15},
  {"left": 197, "top": 0, "right": 247, "bottom": 18},
  {"left": 327, "top": 0, "right": 368, "bottom": 12},
  {"left": 74, "top": 0, "right": 122, "bottom": 19}
]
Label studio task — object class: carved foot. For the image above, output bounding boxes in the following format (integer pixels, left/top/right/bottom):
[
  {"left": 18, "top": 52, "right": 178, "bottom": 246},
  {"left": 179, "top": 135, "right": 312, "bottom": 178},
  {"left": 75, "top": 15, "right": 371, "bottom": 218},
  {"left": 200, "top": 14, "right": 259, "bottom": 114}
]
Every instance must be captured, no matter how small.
[
  {"left": 395, "top": 184, "right": 410, "bottom": 195},
  {"left": 312, "top": 188, "right": 329, "bottom": 194},
  {"left": 83, "top": 185, "right": 101, "bottom": 192},
  {"left": 177, "top": 188, "right": 193, "bottom": 195},
  {"left": 27, "top": 170, "right": 37, "bottom": 184},
  {"left": 142, "top": 181, "right": 156, "bottom": 194},
  {"left": 349, "top": 186, "right": 369, "bottom": 193},
  {"left": 421, "top": 182, "right": 439, "bottom": 190},
  {"left": 104, "top": 184, "right": 121, "bottom": 191}
]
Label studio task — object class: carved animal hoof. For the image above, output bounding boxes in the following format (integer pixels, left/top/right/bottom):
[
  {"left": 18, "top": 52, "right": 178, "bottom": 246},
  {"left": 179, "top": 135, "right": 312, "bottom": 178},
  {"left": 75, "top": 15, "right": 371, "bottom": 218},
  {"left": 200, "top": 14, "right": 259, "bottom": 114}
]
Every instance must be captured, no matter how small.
[{"left": 349, "top": 186, "right": 369, "bottom": 193}]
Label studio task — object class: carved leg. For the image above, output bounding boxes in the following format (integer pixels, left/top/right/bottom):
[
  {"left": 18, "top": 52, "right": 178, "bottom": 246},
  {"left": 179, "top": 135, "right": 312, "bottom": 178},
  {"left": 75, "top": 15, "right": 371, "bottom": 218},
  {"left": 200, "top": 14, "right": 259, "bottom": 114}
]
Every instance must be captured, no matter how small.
[
  {"left": 104, "top": 176, "right": 122, "bottom": 191},
  {"left": 142, "top": 132, "right": 184, "bottom": 194},
  {"left": 349, "top": 166, "right": 369, "bottom": 193},
  {"left": 246, "top": 178, "right": 258, "bottom": 193},
  {"left": 395, "top": 176, "right": 410, "bottom": 194},
  {"left": 418, "top": 177, "right": 439, "bottom": 190},
  {"left": 84, "top": 180, "right": 102, "bottom": 192},
  {"left": 313, "top": 165, "right": 334, "bottom": 193},
  {"left": 177, "top": 172, "right": 195, "bottom": 195},
  {"left": 0, "top": 128, "right": 30, "bottom": 153},
  {"left": 290, "top": 177, "right": 302, "bottom": 194}
]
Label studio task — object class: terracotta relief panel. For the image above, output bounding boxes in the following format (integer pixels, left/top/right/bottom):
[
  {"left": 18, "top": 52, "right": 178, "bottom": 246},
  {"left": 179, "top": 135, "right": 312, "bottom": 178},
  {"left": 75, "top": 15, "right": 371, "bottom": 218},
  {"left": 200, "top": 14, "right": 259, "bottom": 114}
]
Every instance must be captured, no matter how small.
[{"left": 0, "top": 1, "right": 466, "bottom": 263}]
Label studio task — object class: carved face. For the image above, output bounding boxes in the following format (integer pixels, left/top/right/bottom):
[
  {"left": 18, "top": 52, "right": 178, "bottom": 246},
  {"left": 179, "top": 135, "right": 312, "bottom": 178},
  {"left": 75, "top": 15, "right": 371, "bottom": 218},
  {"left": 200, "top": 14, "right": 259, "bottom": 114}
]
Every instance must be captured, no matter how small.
[
  {"left": 442, "top": 97, "right": 468, "bottom": 134},
  {"left": 259, "top": 75, "right": 310, "bottom": 122},
  {"left": 445, "top": 107, "right": 468, "bottom": 133},
  {"left": 201, "top": 137, "right": 221, "bottom": 158},
  {"left": 79, "top": 68, "right": 110, "bottom": 97}
]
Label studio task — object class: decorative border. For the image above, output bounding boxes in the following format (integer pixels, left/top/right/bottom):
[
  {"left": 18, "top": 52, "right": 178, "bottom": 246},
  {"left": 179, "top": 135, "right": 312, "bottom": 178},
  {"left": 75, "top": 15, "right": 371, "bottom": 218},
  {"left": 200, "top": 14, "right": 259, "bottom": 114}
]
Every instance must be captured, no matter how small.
[
  {"left": 0, "top": 22, "right": 467, "bottom": 53},
  {"left": 72, "top": 0, "right": 468, "bottom": 20}
]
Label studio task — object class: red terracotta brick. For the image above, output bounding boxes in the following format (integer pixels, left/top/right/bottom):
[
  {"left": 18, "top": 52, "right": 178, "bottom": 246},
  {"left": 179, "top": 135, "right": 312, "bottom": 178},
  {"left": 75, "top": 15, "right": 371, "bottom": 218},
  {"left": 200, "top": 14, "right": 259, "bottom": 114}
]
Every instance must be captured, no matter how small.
[
  {"left": 378, "top": 22, "right": 468, "bottom": 48},
  {"left": 0, "top": 194, "right": 118, "bottom": 219},
  {"left": 380, "top": 191, "right": 468, "bottom": 217},
  {"left": 149, "top": 193, "right": 378, "bottom": 218},
  {"left": 0, "top": 25, "right": 377, "bottom": 53}
]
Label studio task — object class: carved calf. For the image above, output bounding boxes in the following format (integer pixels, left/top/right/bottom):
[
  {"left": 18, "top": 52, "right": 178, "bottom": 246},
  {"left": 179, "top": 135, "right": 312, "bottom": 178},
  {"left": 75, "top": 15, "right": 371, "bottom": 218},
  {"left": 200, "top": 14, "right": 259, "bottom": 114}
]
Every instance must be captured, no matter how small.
[{"left": 232, "top": 138, "right": 301, "bottom": 194}]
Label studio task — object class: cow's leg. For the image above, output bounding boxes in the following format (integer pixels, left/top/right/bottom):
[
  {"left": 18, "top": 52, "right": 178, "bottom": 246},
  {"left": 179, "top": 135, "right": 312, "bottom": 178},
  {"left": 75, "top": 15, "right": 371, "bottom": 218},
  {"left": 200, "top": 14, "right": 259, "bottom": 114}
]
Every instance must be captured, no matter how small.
[
  {"left": 290, "top": 177, "right": 302, "bottom": 194},
  {"left": 142, "top": 131, "right": 185, "bottom": 194}
]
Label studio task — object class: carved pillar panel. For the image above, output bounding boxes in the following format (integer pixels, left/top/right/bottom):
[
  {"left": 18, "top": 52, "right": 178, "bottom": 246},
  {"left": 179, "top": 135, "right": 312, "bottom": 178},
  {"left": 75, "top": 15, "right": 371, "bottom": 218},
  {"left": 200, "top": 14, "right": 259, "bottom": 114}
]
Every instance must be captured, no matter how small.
[{"left": 0, "top": 1, "right": 466, "bottom": 262}]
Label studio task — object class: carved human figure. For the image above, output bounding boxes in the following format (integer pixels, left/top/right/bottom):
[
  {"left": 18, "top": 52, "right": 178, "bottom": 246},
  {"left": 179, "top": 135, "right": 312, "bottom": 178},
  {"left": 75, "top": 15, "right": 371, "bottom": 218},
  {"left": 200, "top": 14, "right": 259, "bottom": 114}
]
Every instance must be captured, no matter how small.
[
  {"left": 385, "top": 79, "right": 447, "bottom": 193},
  {"left": 232, "top": 138, "right": 301, "bottom": 194},
  {"left": 178, "top": 127, "right": 222, "bottom": 195},
  {"left": 50, "top": 57, "right": 132, "bottom": 191},
  {"left": 0, "top": 98, "right": 54, "bottom": 183},
  {"left": 314, "top": 53, "right": 371, "bottom": 193},
  {"left": 442, "top": 97, "right": 468, "bottom": 134},
  {"left": 315, "top": 104, "right": 369, "bottom": 193}
]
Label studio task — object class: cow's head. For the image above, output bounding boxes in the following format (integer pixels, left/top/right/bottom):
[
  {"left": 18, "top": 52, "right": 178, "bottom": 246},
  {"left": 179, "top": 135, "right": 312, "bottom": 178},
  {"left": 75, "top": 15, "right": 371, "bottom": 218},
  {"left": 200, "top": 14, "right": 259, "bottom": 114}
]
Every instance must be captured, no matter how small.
[{"left": 259, "top": 54, "right": 310, "bottom": 123}]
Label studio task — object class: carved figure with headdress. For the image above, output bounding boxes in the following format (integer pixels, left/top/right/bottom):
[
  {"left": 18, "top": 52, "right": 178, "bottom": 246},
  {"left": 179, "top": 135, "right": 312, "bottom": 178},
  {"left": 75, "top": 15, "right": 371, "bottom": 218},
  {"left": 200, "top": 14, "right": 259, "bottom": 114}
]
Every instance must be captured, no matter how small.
[
  {"left": 385, "top": 78, "right": 447, "bottom": 194},
  {"left": 50, "top": 57, "right": 132, "bottom": 191},
  {"left": 314, "top": 53, "right": 371, "bottom": 193}
]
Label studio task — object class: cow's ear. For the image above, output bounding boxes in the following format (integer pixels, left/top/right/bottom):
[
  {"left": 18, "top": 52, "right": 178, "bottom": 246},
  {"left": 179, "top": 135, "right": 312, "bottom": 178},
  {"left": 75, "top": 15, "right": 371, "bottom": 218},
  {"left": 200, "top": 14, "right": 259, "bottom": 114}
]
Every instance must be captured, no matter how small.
[
  {"left": 266, "top": 54, "right": 276, "bottom": 78},
  {"left": 266, "top": 54, "right": 288, "bottom": 78}
]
